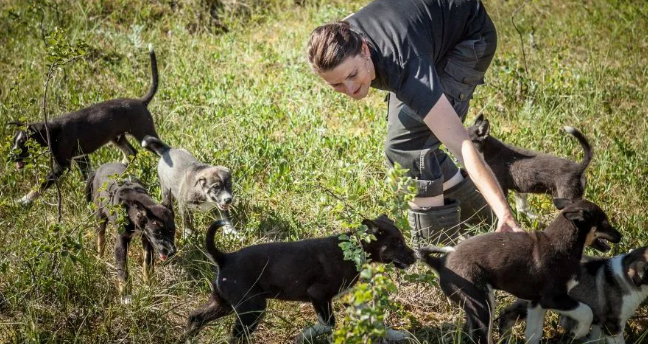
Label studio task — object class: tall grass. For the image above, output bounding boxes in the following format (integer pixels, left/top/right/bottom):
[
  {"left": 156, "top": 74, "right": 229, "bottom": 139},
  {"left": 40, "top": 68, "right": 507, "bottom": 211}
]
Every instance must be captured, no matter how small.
[{"left": 1, "top": 0, "right": 647, "bottom": 343}]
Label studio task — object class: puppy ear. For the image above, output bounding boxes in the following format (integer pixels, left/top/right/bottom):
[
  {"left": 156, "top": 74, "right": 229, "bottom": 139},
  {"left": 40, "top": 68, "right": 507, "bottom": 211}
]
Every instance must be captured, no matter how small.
[
  {"left": 474, "top": 114, "right": 485, "bottom": 125},
  {"left": 131, "top": 200, "right": 149, "bottom": 226},
  {"left": 630, "top": 261, "right": 646, "bottom": 286},
  {"left": 476, "top": 119, "right": 490, "bottom": 137},
  {"left": 195, "top": 178, "right": 206, "bottom": 187},
  {"left": 563, "top": 209, "right": 588, "bottom": 222},
  {"left": 553, "top": 198, "right": 573, "bottom": 210},
  {"left": 362, "top": 219, "right": 381, "bottom": 235}
]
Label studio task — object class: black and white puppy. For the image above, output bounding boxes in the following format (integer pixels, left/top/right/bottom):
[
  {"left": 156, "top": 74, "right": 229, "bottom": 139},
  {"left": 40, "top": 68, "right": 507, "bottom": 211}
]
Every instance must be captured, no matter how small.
[
  {"left": 141, "top": 136, "right": 233, "bottom": 239},
  {"left": 185, "top": 215, "right": 417, "bottom": 343},
  {"left": 419, "top": 199, "right": 621, "bottom": 344},
  {"left": 499, "top": 246, "right": 648, "bottom": 344},
  {"left": 467, "top": 115, "right": 592, "bottom": 218},
  {"left": 85, "top": 162, "right": 176, "bottom": 303},
  {"left": 9, "top": 44, "right": 160, "bottom": 206}
]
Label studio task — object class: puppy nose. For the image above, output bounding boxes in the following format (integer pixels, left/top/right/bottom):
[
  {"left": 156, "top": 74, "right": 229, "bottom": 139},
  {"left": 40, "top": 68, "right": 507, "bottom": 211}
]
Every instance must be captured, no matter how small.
[{"left": 223, "top": 196, "right": 233, "bottom": 204}]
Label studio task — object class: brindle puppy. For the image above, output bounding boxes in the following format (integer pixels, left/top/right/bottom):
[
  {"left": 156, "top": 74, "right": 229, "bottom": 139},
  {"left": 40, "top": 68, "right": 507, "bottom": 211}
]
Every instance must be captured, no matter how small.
[{"left": 85, "top": 162, "right": 176, "bottom": 303}]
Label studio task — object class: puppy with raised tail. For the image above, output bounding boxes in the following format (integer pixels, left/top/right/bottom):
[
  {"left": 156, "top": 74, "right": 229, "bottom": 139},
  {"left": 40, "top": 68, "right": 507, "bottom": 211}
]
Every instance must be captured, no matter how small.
[
  {"left": 419, "top": 199, "right": 621, "bottom": 344},
  {"left": 141, "top": 136, "right": 233, "bottom": 239},
  {"left": 467, "top": 115, "right": 592, "bottom": 218},
  {"left": 499, "top": 246, "right": 648, "bottom": 344},
  {"left": 9, "top": 44, "right": 161, "bottom": 206},
  {"left": 185, "top": 215, "right": 417, "bottom": 343}
]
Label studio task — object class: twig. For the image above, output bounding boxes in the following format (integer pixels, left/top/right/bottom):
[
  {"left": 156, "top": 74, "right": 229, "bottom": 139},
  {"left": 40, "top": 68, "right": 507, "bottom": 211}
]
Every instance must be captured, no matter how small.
[
  {"left": 41, "top": 57, "right": 81, "bottom": 223},
  {"left": 316, "top": 181, "right": 369, "bottom": 220},
  {"left": 511, "top": 0, "right": 531, "bottom": 76}
]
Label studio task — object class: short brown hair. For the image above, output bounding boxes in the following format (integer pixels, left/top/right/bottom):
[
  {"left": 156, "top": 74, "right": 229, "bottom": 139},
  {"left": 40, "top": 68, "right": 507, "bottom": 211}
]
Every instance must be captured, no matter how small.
[{"left": 307, "top": 21, "right": 364, "bottom": 73}]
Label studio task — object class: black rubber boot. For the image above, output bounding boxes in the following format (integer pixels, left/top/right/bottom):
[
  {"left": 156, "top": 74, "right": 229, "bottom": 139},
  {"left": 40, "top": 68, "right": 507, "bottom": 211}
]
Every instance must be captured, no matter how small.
[
  {"left": 408, "top": 199, "right": 462, "bottom": 247},
  {"left": 444, "top": 169, "right": 495, "bottom": 228}
]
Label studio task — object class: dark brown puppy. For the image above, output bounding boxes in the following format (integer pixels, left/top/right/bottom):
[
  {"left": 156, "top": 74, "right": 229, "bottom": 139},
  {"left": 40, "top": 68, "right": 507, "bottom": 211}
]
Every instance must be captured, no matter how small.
[
  {"left": 9, "top": 45, "right": 160, "bottom": 206},
  {"left": 85, "top": 162, "right": 176, "bottom": 304},
  {"left": 186, "top": 215, "right": 417, "bottom": 343},
  {"left": 419, "top": 199, "right": 621, "bottom": 344},
  {"left": 467, "top": 115, "right": 592, "bottom": 217}
]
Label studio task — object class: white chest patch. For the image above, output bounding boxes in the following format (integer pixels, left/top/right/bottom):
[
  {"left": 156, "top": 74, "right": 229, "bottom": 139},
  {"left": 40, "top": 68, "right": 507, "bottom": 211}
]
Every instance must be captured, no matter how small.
[{"left": 567, "top": 277, "right": 579, "bottom": 292}]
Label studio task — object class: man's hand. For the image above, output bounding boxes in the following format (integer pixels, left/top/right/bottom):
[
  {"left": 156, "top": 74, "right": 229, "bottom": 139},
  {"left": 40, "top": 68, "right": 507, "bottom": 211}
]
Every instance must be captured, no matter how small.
[{"left": 496, "top": 214, "right": 523, "bottom": 233}]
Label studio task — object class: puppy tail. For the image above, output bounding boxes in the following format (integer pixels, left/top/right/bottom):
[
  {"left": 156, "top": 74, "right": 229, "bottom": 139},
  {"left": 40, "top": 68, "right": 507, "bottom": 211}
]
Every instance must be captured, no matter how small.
[
  {"left": 564, "top": 126, "right": 592, "bottom": 171},
  {"left": 205, "top": 220, "right": 230, "bottom": 266},
  {"left": 140, "top": 43, "right": 159, "bottom": 106},
  {"left": 84, "top": 170, "right": 96, "bottom": 203},
  {"left": 418, "top": 246, "right": 453, "bottom": 273},
  {"left": 141, "top": 135, "right": 170, "bottom": 156}
]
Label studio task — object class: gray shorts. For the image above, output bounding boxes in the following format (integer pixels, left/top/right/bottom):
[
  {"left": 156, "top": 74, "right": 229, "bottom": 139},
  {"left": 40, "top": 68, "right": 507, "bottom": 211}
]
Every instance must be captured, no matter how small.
[{"left": 384, "top": 19, "right": 497, "bottom": 198}]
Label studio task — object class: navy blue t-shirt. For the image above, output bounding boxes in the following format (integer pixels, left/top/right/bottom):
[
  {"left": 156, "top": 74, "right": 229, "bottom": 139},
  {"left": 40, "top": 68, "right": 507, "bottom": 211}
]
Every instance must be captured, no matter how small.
[{"left": 346, "top": 0, "right": 489, "bottom": 119}]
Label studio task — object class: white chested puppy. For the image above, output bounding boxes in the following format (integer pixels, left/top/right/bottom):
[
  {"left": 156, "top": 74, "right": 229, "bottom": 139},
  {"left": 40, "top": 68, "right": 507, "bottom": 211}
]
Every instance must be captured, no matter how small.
[{"left": 142, "top": 136, "right": 233, "bottom": 238}]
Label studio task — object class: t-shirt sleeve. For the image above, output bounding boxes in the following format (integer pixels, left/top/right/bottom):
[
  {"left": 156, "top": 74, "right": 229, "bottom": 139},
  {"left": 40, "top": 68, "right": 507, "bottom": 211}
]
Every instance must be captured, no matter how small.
[{"left": 394, "top": 56, "right": 444, "bottom": 120}]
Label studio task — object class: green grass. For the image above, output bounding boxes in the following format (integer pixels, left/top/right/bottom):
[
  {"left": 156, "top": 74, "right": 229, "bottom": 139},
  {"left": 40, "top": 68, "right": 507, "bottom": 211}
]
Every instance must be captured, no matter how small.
[{"left": 1, "top": 0, "right": 647, "bottom": 343}]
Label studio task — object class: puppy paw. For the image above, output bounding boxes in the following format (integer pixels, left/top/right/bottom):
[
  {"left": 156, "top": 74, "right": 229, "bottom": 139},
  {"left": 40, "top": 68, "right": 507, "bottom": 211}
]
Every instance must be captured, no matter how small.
[
  {"left": 17, "top": 195, "right": 33, "bottom": 207},
  {"left": 385, "top": 328, "right": 411, "bottom": 342},
  {"left": 120, "top": 295, "right": 133, "bottom": 305},
  {"left": 222, "top": 224, "right": 243, "bottom": 240}
]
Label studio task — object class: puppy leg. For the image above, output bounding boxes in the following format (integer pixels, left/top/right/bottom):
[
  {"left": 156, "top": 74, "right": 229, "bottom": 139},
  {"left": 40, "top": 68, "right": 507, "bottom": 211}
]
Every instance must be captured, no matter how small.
[
  {"left": 498, "top": 299, "right": 528, "bottom": 340},
  {"left": 514, "top": 192, "right": 537, "bottom": 219},
  {"left": 446, "top": 283, "right": 493, "bottom": 344},
  {"left": 185, "top": 291, "right": 232, "bottom": 341},
  {"left": 112, "top": 135, "right": 137, "bottom": 164},
  {"left": 540, "top": 294, "right": 593, "bottom": 339},
  {"left": 231, "top": 297, "right": 267, "bottom": 342},
  {"left": 296, "top": 297, "right": 334, "bottom": 343},
  {"left": 115, "top": 233, "right": 133, "bottom": 304},
  {"left": 161, "top": 187, "right": 174, "bottom": 210},
  {"left": 524, "top": 303, "right": 546, "bottom": 344},
  {"left": 19, "top": 161, "right": 67, "bottom": 205},
  {"left": 606, "top": 332, "right": 625, "bottom": 344},
  {"left": 180, "top": 206, "right": 194, "bottom": 240},
  {"left": 586, "top": 325, "right": 604, "bottom": 343},
  {"left": 75, "top": 155, "right": 92, "bottom": 180},
  {"left": 142, "top": 235, "right": 154, "bottom": 283},
  {"left": 96, "top": 215, "right": 108, "bottom": 257}
]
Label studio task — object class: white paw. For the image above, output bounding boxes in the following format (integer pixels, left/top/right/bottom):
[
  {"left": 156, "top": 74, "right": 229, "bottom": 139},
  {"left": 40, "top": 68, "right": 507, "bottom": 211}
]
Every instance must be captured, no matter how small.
[
  {"left": 18, "top": 195, "right": 33, "bottom": 207},
  {"left": 385, "top": 328, "right": 411, "bottom": 341},
  {"left": 222, "top": 224, "right": 243, "bottom": 239},
  {"left": 120, "top": 295, "right": 133, "bottom": 305},
  {"left": 571, "top": 323, "right": 590, "bottom": 339}
]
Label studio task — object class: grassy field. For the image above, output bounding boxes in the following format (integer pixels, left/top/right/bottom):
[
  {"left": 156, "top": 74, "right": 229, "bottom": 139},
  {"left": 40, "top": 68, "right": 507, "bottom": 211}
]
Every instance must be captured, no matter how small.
[{"left": 1, "top": 0, "right": 647, "bottom": 343}]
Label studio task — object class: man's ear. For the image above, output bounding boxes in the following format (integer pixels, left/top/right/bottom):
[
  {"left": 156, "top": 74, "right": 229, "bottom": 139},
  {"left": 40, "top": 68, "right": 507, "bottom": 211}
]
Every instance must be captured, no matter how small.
[{"left": 553, "top": 198, "right": 573, "bottom": 210}]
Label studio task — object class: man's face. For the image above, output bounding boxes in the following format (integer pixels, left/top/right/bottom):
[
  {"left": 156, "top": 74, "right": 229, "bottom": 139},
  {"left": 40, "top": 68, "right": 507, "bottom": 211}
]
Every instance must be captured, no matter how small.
[{"left": 318, "top": 47, "right": 374, "bottom": 100}]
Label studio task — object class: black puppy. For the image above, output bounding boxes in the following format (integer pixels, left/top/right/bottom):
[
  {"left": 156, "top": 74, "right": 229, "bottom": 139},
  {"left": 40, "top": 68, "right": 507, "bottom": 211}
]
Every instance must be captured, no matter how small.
[
  {"left": 85, "top": 162, "right": 176, "bottom": 304},
  {"left": 467, "top": 115, "right": 592, "bottom": 218},
  {"left": 10, "top": 44, "right": 160, "bottom": 206},
  {"left": 185, "top": 215, "right": 417, "bottom": 343},
  {"left": 419, "top": 199, "right": 621, "bottom": 344}
]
